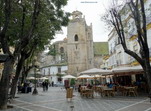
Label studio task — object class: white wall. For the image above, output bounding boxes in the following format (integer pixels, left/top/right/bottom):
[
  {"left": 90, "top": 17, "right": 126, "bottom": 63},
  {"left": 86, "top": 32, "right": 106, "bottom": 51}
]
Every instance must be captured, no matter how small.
[
  {"left": 108, "top": 0, "right": 151, "bottom": 68},
  {"left": 147, "top": 28, "right": 151, "bottom": 48},
  {"left": 41, "top": 65, "right": 67, "bottom": 84}
]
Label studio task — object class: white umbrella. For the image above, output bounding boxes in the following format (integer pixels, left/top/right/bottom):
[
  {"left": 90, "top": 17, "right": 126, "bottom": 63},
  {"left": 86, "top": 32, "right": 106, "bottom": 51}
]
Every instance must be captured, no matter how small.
[
  {"left": 40, "top": 77, "right": 49, "bottom": 80},
  {"left": 91, "top": 74, "right": 103, "bottom": 78},
  {"left": 27, "top": 77, "right": 35, "bottom": 80},
  {"left": 77, "top": 75, "right": 92, "bottom": 79},
  {"left": 62, "top": 75, "right": 76, "bottom": 79},
  {"left": 79, "top": 68, "right": 112, "bottom": 75},
  {"left": 112, "top": 66, "right": 143, "bottom": 73}
]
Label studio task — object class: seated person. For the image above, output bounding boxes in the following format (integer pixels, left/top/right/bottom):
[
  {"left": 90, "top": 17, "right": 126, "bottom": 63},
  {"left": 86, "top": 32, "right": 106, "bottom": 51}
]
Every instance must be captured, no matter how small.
[
  {"left": 87, "top": 84, "right": 92, "bottom": 89},
  {"left": 78, "top": 84, "right": 81, "bottom": 92},
  {"left": 107, "top": 82, "right": 114, "bottom": 88}
]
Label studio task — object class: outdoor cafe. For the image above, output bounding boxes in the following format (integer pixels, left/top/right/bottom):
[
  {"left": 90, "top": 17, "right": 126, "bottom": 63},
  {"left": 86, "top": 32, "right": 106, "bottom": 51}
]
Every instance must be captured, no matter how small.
[{"left": 76, "top": 66, "right": 148, "bottom": 98}]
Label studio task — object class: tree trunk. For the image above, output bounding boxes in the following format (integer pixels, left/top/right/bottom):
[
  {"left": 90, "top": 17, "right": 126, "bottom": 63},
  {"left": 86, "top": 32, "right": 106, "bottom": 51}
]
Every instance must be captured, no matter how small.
[
  {"left": 144, "top": 63, "right": 151, "bottom": 97},
  {"left": 21, "top": 66, "right": 33, "bottom": 84},
  {"left": 21, "top": 73, "right": 25, "bottom": 84},
  {"left": 10, "top": 55, "right": 25, "bottom": 98},
  {"left": 0, "top": 58, "right": 14, "bottom": 110}
]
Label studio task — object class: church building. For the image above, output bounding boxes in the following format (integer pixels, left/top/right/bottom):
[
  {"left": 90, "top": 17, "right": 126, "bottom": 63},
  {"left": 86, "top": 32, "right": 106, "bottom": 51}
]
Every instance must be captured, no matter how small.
[{"left": 67, "top": 11, "right": 94, "bottom": 76}]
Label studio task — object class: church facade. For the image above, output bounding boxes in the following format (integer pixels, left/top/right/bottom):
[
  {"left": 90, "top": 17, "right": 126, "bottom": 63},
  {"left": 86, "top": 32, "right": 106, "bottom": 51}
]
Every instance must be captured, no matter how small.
[
  {"left": 67, "top": 11, "right": 94, "bottom": 76},
  {"left": 40, "top": 11, "right": 108, "bottom": 79}
]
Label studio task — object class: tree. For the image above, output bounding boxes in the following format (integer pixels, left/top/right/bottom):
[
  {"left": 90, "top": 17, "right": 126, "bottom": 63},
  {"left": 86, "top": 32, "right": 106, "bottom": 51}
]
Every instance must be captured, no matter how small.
[
  {"left": 0, "top": 0, "right": 40, "bottom": 109},
  {"left": 0, "top": 0, "right": 69, "bottom": 109},
  {"left": 70, "top": 78, "right": 75, "bottom": 87},
  {"left": 103, "top": 0, "right": 151, "bottom": 96},
  {"left": 10, "top": 0, "right": 70, "bottom": 98}
]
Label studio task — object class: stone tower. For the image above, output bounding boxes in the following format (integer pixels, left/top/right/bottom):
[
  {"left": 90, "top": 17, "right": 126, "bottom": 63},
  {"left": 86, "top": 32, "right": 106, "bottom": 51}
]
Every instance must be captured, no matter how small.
[{"left": 67, "top": 10, "right": 94, "bottom": 76}]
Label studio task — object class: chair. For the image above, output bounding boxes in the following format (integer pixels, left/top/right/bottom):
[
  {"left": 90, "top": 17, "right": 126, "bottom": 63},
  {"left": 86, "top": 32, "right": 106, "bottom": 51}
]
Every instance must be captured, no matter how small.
[
  {"left": 118, "top": 86, "right": 126, "bottom": 96},
  {"left": 110, "top": 86, "right": 116, "bottom": 96},
  {"left": 80, "top": 87, "right": 86, "bottom": 97},
  {"left": 128, "top": 88, "right": 137, "bottom": 96},
  {"left": 86, "top": 89, "right": 94, "bottom": 98},
  {"left": 134, "top": 86, "right": 138, "bottom": 96},
  {"left": 98, "top": 87, "right": 105, "bottom": 97}
]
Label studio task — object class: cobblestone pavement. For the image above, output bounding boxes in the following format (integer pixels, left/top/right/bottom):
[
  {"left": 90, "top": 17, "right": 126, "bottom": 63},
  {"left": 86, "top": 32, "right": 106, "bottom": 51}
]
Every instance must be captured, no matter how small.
[{"left": 3, "top": 87, "right": 151, "bottom": 111}]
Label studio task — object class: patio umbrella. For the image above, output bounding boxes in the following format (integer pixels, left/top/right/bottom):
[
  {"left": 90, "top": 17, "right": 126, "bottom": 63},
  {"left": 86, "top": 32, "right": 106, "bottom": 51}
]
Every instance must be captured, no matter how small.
[
  {"left": 77, "top": 75, "right": 92, "bottom": 79},
  {"left": 27, "top": 77, "right": 35, "bottom": 80},
  {"left": 79, "top": 68, "right": 112, "bottom": 75},
  {"left": 77, "top": 75, "right": 93, "bottom": 85},
  {"left": 40, "top": 77, "right": 49, "bottom": 80},
  {"left": 91, "top": 74, "right": 104, "bottom": 78},
  {"left": 62, "top": 75, "right": 76, "bottom": 79},
  {"left": 112, "top": 66, "right": 143, "bottom": 74}
]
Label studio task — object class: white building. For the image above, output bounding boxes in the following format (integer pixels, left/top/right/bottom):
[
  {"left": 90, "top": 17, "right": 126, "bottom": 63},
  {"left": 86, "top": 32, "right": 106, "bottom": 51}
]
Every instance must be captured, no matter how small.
[
  {"left": 108, "top": 0, "right": 151, "bottom": 68},
  {"left": 105, "top": 0, "right": 151, "bottom": 85},
  {"left": 41, "top": 65, "right": 67, "bottom": 85}
]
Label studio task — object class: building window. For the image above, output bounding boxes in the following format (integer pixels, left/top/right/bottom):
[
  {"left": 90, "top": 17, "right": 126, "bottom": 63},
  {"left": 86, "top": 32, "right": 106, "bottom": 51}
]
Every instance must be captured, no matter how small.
[
  {"left": 58, "top": 67, "right": 61, "bottom": 73},
  {"left": 74, "top": 34, "right": 78, "bottom": 41},
  {"left": 60, "top": 47, "right": 64, "bottom": 53},
  {"left": 117, "top": 51, "right": 122, "bottom": 65},
  {"left": 118, "top": 37, "right": 121, "bottom": 44},
  {"left": 89, "top": 60, "right": 91, "bottom": 64},
  {"left": 44, "top": 69, "right": 45, "bottom": 75},
  {"left": 48, "top": 68, "right": 50, "bottom": 75},
  {"left": 133, "top": 43, "right": 138, "bottom": 52},
  {"left": 88, "top": 33, "right": 91, "bottom": 38}
]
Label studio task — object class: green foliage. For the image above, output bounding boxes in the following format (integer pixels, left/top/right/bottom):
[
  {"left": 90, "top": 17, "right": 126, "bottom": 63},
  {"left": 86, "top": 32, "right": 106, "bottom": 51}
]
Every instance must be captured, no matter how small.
[
  {"left": 28, "top": 0, "right": 70, "bottom": 52},
  {"left": 0, "top": 0, "right": 70, "bottom": 54},
  {"left": 56, "top": 73, "right": 64, "bottom": 77},
  {"left": 70, "top": 78, "right": 75, "bottom": 86},
  {"left": 47, "top": 45, "right": 57, "bottom": 56}
]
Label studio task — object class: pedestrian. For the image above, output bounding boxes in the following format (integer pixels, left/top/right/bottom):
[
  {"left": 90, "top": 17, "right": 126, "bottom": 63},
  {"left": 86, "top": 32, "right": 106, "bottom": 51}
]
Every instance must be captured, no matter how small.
[
  {"left": 78, "top": 84, "right": 81, "bottom": 92},
  {"left": 45, "top": 81, "right": 49, "bottom": 91},
  {"left": 51, "top": 81, "right": 54, "bottom": 87},
  {"left": 42, "top": 81, "right": 46, "bottom": 91}
]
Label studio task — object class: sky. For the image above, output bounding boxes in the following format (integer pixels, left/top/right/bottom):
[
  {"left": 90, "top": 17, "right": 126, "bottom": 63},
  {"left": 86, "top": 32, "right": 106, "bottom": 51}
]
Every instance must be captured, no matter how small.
[{"left": 52, "top": 0, "right": 111, "bottom": 43}]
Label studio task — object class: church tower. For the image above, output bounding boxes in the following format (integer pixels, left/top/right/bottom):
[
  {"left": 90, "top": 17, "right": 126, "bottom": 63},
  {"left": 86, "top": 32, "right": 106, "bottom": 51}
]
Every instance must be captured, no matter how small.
[{"left": 67, "top": 11, "right": 94, "bottom": 76}]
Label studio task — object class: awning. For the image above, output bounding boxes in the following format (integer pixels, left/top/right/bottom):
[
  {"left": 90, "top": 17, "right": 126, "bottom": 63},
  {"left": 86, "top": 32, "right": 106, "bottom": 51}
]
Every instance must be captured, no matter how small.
[{"left": 78, "top": 68, "right": 112, "bottom": 76}]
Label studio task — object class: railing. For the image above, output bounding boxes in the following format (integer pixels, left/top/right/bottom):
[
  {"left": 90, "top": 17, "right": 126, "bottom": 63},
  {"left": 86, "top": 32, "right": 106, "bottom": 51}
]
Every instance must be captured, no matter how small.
[
  {"left": 146, "top": 16, "right": 151, "bottom": 24},
  {"left": 129, "top": 56, "right": 135, "bottom": 63}
]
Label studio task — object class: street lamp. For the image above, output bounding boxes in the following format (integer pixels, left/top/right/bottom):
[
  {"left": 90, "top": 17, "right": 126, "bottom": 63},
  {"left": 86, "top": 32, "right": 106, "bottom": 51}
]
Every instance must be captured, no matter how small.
[{"left": 32, "top": 58, "right": 40, "bottom": 95}]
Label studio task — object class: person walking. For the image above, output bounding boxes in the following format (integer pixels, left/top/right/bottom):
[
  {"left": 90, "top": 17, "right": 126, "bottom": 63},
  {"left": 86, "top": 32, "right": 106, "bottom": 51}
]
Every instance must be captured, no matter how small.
[
  {"left": 42, "top": 81, "right": 46, "bottom": 91},
  {"left": 45, "top": 81, "right": 49, "bottom": 91},
  {"left": 51, "top": 81, "right": 54, "bottom": 87}
]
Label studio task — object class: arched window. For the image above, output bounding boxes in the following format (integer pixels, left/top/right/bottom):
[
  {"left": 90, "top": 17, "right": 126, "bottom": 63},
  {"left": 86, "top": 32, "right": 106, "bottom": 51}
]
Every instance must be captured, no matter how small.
[
  {"left": 74, "top": 34, "right": 78, "bottom": 41},
  {"left": 60, "top": 47, "right": 64, "bottom": 53}
]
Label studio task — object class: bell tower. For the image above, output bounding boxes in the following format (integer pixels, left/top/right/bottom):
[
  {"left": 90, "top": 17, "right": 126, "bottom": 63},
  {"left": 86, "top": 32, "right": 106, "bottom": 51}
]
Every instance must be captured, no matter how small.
[{"left": 67, "top": 10, "right": 94, "bottom": 76}]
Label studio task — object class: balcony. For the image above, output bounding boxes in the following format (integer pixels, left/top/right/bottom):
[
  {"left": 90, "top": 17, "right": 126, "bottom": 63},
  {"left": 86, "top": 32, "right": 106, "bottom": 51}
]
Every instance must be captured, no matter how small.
[
  {"left": 129, "top": 56, "right": 135, "bottom": 63},
  {"left": 115, "top": 43, "right": 122, "bottom": 50},
  {"left": 146, "top": 16, "right": 151, "bottom": 24}
]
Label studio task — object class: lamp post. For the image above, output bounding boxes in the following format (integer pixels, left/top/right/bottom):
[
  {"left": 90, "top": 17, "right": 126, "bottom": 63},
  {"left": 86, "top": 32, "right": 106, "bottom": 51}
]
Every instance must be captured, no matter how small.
[{"left": 32, "top": 58, "right": 40, "bottom": 95}]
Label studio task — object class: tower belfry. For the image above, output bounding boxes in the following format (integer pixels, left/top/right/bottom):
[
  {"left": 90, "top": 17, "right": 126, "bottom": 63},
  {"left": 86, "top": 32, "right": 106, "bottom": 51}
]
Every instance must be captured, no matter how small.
[
  {"left": 67, "top": 10, "right": 94, "bottom": 76},
  {"left": 72, "top": 10, "right": 82, "bottom": 19}
]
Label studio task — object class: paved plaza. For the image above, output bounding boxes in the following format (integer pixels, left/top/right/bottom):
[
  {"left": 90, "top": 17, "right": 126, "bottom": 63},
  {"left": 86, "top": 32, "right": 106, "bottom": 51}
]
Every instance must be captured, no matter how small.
[{"left": 3, "top": 87, "right": 151, "bottom": 111}]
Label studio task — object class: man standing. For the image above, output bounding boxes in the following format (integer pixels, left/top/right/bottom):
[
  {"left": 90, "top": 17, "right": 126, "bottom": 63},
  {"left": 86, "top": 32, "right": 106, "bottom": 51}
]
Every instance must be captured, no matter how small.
[
  {"left": 45, "top": 81, "right": 48, "bottom": 91},
  {"left": 42, "top": 81, "right": 46, "bottom": 91},
  {"left": 51, "top": 81, "right": 54, "bottom": 87}
]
